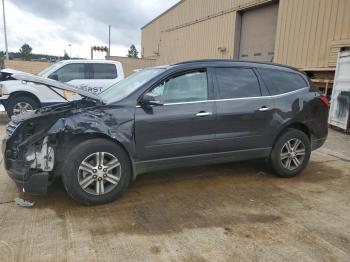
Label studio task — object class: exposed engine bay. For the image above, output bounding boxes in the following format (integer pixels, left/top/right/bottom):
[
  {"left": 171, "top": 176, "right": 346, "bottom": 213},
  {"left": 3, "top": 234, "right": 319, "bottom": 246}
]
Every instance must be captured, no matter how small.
[{"left": 25, "top": 136, "right": 55, "bottom": 172}]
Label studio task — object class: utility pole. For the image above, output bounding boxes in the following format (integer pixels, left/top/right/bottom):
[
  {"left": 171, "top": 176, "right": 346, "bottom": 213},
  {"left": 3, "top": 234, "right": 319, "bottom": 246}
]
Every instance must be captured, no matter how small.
[
  {"left": 108, "top": 24, "right": 111, "bottom": 59},
  {"left": 68, "top": 43, "right": 72, "bottom": 57},
  {"left": 2, "top": 0, "right": 9, "bottom": 60}
]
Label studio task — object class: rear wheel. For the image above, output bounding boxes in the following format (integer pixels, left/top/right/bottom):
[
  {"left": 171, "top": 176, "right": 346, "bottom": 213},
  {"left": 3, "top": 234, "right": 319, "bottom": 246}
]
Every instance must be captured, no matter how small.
[
  {"left": 269, "top": 129, "right": 311, "bottom": 178},
  {"left": 7, "top": 95, "right": 39, "bottom": 118},
  {"left": 62, "top": 138, "right": 131, "bottom": 205}
]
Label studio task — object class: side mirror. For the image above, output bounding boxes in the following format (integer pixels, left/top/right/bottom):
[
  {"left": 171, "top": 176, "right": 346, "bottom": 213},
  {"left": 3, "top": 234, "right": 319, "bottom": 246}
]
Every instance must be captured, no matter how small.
[
  {"left": 49, "top": 73, "right": 59, "bottom": 81},
  {"left": 141, "top": 92, "right": 163, "bottom": 107}
]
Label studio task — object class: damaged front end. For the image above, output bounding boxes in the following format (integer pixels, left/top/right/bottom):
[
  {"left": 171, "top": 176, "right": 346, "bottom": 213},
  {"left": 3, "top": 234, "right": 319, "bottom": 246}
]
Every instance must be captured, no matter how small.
[
  {"left": 2, "top": 99, "right": 99, "bottom": 195},
  {"left": 3, "top": 98, "right": 134, "bottom": 195},
  {"left": 2, "top": 73, "right": 135, "bottom": 196}
]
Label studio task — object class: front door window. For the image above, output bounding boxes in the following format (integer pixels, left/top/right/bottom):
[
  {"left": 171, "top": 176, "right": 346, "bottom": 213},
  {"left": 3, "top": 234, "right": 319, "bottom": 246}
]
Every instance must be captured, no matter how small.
[{"left": 150, "top": 70, "right": 208, "bottom": 103}]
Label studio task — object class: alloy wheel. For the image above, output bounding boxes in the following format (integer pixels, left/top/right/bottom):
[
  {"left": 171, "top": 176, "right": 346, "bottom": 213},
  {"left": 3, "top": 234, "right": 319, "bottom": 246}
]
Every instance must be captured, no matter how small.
[
  {"left": 13, "top": 102, "right": 33, "bottom": 115},
  {"left": 77, "top": 152, "right": 121, "bottom": 195},
  {"left": 280, "top": 138, "right": 306, "bottom": 170}
]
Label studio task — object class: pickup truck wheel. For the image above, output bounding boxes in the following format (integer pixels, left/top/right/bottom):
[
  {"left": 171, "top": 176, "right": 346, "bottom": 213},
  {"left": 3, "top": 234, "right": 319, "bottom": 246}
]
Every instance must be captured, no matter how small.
[
  {"left": 7, "top": 96, "right": 39, "bottom": 117},
  {"left": 269, "top": 128, "right": 311, "bottom": 178},
  {"left": 62, "top": 138, "right": 131, "bottom": 205}
]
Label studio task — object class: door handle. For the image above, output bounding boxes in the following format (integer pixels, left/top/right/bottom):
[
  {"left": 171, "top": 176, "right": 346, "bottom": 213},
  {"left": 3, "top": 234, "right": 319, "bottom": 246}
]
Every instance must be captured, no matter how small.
[
  {"left": 196, "top": 111, "right": 213, "bottom": 117},
  {"left": 259, "top": 106, "right": 272, "bottom": 112}
]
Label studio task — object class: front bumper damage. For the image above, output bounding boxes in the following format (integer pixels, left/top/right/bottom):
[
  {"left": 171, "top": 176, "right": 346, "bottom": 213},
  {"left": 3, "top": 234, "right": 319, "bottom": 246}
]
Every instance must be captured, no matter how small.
[{"left": 3, "top": 136, "right": 55, "bottom": 195}]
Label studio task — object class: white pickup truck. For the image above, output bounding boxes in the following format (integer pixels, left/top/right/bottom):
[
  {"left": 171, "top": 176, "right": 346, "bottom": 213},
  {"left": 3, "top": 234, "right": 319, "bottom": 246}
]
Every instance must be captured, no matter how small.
[{"left": 0, "top": 59, "right": 124, "bottom": 117}]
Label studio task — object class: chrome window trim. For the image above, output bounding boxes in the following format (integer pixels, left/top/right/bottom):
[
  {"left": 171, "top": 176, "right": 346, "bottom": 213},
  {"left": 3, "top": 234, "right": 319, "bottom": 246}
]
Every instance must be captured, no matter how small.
[{"left": 136, "top": 87, "right": 308, "bottom": 107}]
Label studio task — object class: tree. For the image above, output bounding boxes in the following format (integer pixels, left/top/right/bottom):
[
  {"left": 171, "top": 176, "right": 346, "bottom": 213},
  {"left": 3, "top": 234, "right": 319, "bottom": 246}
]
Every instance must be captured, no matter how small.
[
  {"left": 127, "top": 44, "right": 139, "bottom": 58},
  {"left": 19, "top": 43, "right": 33, "bottom": 60},
  {"left": 63, "top": 50, "right": 70, "bottom": 60}
]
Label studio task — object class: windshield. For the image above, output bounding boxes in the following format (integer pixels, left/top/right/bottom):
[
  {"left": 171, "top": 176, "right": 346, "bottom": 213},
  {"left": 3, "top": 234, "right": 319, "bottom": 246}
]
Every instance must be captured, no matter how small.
[
  {"left": 37, "top": 63, "right": 62, "bottom": 77},
  {"left": 100, "top": 68, "right": 165, "bottom": 104}
]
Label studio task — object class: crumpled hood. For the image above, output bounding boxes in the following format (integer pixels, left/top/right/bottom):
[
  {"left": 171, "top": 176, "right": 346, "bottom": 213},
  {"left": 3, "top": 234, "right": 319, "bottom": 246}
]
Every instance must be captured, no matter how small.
[
  {"left": 11, "top": 99, "right": 98, "bottom": 123},
  {"left": 0, "top": 68, "right": 24, "bottom": 82},
  {"left": 1, "top": 68, "right": 24, "bottom": 75},
  {"left": 11, "top": 72, "right": 102, "bottom": 101}
]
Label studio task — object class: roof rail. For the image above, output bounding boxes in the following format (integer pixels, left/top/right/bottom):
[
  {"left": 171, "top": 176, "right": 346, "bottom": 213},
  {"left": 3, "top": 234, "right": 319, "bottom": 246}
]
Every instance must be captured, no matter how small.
[
  {"left": 173, "top": 59, "right": 300, "bottom": 71},
  {"left": 174, "top": 59, "right": 235, "bottom": 65}
]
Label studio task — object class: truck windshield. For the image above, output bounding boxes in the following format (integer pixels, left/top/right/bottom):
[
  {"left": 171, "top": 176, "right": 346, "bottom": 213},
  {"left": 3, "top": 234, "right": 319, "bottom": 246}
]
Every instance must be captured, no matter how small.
[
  {"left": 100, "top": 68, "right": 165, "bottom": 104},
  {"left": 37, "top": 63, "right": 62, "bottom": 77}
]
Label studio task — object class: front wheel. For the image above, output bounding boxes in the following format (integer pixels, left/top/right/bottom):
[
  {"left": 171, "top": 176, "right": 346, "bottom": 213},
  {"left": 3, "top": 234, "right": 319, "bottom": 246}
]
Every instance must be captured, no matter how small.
[
  {"left": 6, "top": 96, "right": 39, "bottom": 118},
  {"left": 269, "top": 129, "right": 311, "bottom": 178},
  {"left": 62, "top": 138, "right": 132, "bottom": 205}
]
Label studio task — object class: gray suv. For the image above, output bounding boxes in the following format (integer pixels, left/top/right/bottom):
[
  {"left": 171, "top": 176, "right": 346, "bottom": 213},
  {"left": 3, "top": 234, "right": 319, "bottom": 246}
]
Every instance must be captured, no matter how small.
[{"left": 3, "top": 60, "right": 329, "bottom": 205}]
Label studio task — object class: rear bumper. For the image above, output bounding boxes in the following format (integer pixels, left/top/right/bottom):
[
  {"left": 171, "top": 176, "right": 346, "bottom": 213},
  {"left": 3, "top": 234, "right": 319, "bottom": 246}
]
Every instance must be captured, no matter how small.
[{"left": 311, "top": 137, "right": 327, "bottom": 151}]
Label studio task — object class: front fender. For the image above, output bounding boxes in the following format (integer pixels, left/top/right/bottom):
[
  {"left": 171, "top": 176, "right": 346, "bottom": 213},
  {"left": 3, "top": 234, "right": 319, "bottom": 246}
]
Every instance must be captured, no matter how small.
[
  {"left": 3, "top": 80, "right": 42, "bottom": 98},
  {"left": 47, "top": 107, "right": 135, "bottom": 159}
]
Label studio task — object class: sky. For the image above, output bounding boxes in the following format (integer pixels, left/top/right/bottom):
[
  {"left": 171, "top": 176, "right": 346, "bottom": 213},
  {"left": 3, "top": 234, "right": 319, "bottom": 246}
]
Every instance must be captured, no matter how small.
[{"left": 0, "top": 0, "right": 179, "bottom": 58}]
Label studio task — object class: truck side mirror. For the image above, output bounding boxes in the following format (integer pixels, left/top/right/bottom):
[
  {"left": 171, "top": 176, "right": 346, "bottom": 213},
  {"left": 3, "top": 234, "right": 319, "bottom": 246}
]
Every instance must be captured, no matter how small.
[{"left": 49, "top": 73, "right": 59, "bottom": 81}]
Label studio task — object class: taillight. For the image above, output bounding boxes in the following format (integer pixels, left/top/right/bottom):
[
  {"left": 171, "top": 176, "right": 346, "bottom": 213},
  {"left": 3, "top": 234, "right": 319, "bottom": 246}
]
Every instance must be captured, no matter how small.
[{"left": 319, "top": 95, "right": 329, "bottom": 107}]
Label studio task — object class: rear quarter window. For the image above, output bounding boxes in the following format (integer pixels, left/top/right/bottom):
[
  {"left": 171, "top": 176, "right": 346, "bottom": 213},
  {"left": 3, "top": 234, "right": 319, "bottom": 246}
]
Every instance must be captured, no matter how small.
[{"left": 258, "top": 68, "right": 308, "bottom": 95}]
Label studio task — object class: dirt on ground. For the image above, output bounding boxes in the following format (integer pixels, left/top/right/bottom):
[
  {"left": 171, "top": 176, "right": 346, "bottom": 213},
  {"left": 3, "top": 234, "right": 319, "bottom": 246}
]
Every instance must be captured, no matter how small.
[{"left": 0, "top": 114, "right": 349, "bottom": 262}]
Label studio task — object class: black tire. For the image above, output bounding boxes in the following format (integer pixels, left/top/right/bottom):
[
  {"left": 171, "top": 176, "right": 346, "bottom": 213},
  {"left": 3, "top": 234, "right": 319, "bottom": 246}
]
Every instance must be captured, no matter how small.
[
  {"left": 269, "top": 128, "right": 311, "bottom": 178},
  {"left": 62, "top": 138, "right": 131, "bottom": 205},
  {"left": 6, "top": 95, "right": 39, "bottom": 118}
]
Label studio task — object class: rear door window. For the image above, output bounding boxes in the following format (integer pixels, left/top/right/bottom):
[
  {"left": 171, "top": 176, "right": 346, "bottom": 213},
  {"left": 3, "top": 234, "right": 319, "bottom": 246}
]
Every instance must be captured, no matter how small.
[
  {"left": 214, "top": 67, "right": 261, "bottom": 99},
  {"left": 91, "top": 63, "right": 117, "bottom": 79},
  {"left": 258, "top": 69, "right": 308, "bottom": 95}
]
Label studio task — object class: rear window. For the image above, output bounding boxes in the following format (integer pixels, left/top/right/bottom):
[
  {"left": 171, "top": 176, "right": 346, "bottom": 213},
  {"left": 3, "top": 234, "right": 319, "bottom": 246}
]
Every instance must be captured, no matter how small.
[
  {"left": 214, "top": 68, "right": 261, "bottom": 99},
  {"left": 91, "top": 63, "right": 117, "bottom": 79},
  {"left": 258, "top": 68, "right": 308, "bottom": 95}
]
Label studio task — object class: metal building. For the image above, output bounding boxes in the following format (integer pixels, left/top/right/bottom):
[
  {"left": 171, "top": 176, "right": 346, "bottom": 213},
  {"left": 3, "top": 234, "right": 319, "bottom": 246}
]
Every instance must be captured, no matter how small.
[{"left": 141, "top": 0, "right": 350, "bottom": 93}]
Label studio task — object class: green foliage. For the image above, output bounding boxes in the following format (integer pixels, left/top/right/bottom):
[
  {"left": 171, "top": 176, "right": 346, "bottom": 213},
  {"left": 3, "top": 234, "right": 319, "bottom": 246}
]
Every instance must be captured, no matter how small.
[
  {"left": 127, "top": 44, "right": 139, "bottom": 58},
  {"left": 63, "top": 50, "right": 70, "bottom": 60},
  {"left": 19, "top": 43, "right": 33, "bottom": 60},
  {"left": 6, "top": 52, "right": 62, "bottom": 61}
]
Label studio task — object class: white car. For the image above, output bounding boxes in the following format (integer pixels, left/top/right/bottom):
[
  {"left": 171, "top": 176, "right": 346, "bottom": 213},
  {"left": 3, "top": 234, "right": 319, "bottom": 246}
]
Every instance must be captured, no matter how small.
[{"left": 0, "top": 60, "right": 124, "bottom": 117}]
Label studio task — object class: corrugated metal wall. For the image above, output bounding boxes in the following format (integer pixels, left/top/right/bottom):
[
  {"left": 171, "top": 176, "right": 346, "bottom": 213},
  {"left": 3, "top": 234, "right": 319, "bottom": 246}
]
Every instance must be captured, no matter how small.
[
  {"left": 141, "top": 0, "right": 350, "bottom": 70},
  {"left": 274, "top": 0, "right": 350, "bottom": 69},
  {"left": 157, "top": 12, "right": 236, "bottom": 64},
  {"left": 141, "top": 0, "right": 271, "bottom": 63}
]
